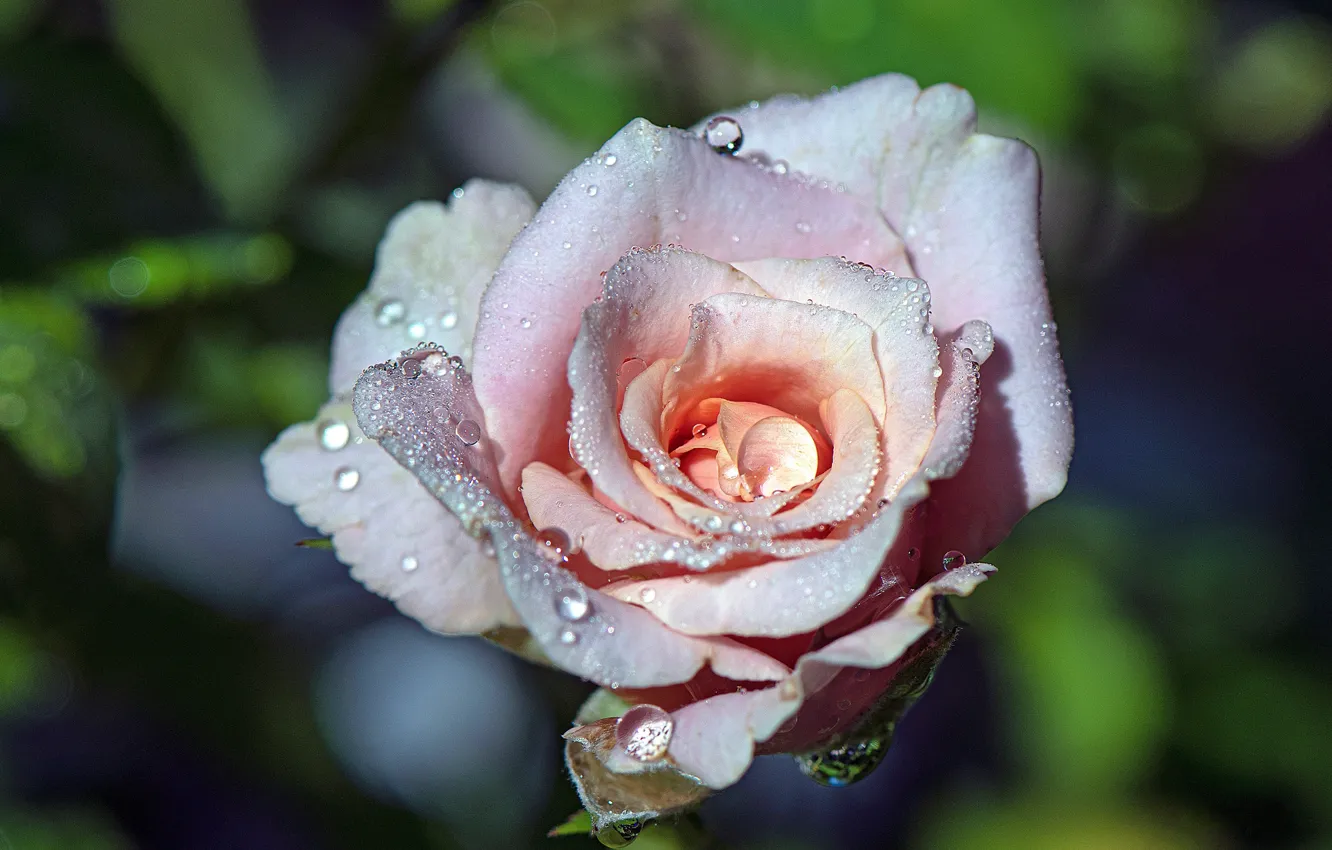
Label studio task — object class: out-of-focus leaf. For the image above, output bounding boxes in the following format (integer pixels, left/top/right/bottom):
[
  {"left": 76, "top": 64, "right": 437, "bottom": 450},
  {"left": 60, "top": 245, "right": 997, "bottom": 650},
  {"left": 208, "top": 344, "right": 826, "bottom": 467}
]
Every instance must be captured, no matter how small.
[
  {"left": 975, "top": 509, "right": 1169, "bottom": 796},
  {"left": 0, "top": 618, "right": 43, "bottom": 713},
  {"left": 59, "top": 234, "right": 293, "bottom": 306},
  {"left": 1113, "top": 123, "right": 1205, "bottom": 214},
  {"left": 481, "top": 3, "right": 656, "bottom": 144},
  {"left": 108, "top": 0, "right": 296, "bottom": 221},
  {"left": 186, "top": 331, "right": 326, "bottom": 426},
  {"left": 694, "top": 0, "right": 1081, "bottom": 136},
  {"left": 0, "top": 807, "right": 131, "bottom": 850},
  {"left": 920, "top": 796, "right": 1218, "bottom": 850},
  {"left": 0, "top": 0, "right": 37, "bottom": 42},
  {"left": 392, "top": 0, "right": 459, "bottom": 25},
  {"left": 1207, "top": 17, "right": 1332, "bottom": 153},
  {"left": 1072, "top": 0, "right": 1206, "bottom": 99},
  {"left": 0, "top": 289, "right": 112, "bottom": 479}
]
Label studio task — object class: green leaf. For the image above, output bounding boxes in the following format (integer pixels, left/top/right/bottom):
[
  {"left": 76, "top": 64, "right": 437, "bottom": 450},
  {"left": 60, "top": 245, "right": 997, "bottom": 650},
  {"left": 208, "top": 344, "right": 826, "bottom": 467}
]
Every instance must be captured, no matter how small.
[{"left": 547, "top": 808, "right": 592, "bottom": 838}]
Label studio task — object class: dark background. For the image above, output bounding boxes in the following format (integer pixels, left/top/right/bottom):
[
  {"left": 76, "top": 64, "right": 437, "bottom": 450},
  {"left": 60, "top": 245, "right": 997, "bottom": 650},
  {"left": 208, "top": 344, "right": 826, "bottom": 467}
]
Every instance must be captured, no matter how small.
[{"left": 2, "top": 0, "right": 1331, "bottom": 848}]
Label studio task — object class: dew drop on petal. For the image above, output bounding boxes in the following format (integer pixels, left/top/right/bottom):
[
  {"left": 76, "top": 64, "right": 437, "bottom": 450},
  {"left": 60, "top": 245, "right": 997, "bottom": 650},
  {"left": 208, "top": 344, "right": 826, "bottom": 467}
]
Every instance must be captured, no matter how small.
[
  {"left": 334, "top": 467, "right": 360, "bottom": 491},
  {"left": 374, "top": 298, "right": 406, "bottom": 327},
  {"left": 400, "top": 555, "right": 419, "bottom": 572},
  {"left": 586, "top": 184, "right": 599, "bottom": 196},
  {"left": 603, "top": 154, "right": 617, "bottom": 166},
  {"left": 556, "top": 585, "right": 590, "bottom": 621},
  {"left": 941, "top": 550, "right": 966, "bottom": 570},
  {"left": 703, "top": 115, "right": 743, "bottom": 154},
  {"left": 454, "top": 419, "right": 481, "bottom": 446},
  {"left": 520, "top": 317, "right": 532, "bottom": 328},
  {"left": 401, "top": 358, "right": 422, "bottom": 379},
  {"left": 616, "top": 704, "right": 674, "bottom": 762},
  {"left": 317, "top": 419, "right": 349, "bottom": 451},
  {"left": 559, "top": 628, "right": 578, "bottom": 645},
  {"left": 639, "top": 587, "right": 656, "bottom": 603},
  {"left": 537, "top": 526, "right": 572, "bottom": 559},
  {"left": 691, "top": 423, "right": 707, "bottom": 438}
]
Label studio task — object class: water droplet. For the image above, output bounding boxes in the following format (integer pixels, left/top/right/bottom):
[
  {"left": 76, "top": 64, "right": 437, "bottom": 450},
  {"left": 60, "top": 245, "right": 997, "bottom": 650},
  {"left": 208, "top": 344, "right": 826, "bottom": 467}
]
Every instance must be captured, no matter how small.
[
  {"left": 691, "top": 423, "right": 707, "bottom": 438},
  {"left": 520, "top": 317, "right": 532, "bottom": 329},
  {"left": 795, "top": 737, "right": 888, "bottom": 787},
  {"left": 614, "top": 513, "right": 628, "bottom": 523},
  {"left": 400, "top": 555, "right": 419, "bottom": 572},
  {"left": 440, "top": 310, "right": 459, "bottom": 330},
  {"left": 401, "top": 358, "right": 422, "bottom": 379},
  {"left": 639, "top": 587, "right": 656, "bottom": 603},
  {"left": 596, "top": 820, "right": 641, "bottom": 848},
  {"left": 586, "top": 185, "right": 599, "bottom": 196},
  {"left": 932, "top": 365, "right": 943, "bottom": 378},
  {"left": 795, "top": 221, "right": 812, "bottom": 234},
  {"left": 537, "top": 527, "right": 571, "bottom": 559},
  {"left": 941, "top": 550, "right": 966, "bottom": 570},
  {"left": 374, "top": 298, "right": 406, "bottom": 327},
  {"left": 906, "top": 547, "right": 919, "bottom": 560},
  {"left": 317, "top": 419, "right": 350, "bottom": 451},
  {"left": 556, "top": 585, "right": 590, "bottom": 621},
  {"left": 616, "top": 704, "right": 674, "bottom": 762},
  {"left": 559, "top": 628, "right": 578, "bottom": 645},
  {"left": 603, "top": 154, "right": 618, "bottom": 166},
  {"left": 703, "top": 115, "right": 743, "bottom": 154},
  {"left": 334, "top": 467, "right": 360, "bottom": 491},
  {"left": 454, "top": 419, "right": 481, "bottom": 446}
]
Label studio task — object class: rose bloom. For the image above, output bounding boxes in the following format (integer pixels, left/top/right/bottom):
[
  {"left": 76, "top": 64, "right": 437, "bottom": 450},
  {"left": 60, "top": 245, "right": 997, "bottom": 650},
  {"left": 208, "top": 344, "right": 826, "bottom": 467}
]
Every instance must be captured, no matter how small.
[{"left": 263, "top": 74, "right": 1072, "bottom": 833}]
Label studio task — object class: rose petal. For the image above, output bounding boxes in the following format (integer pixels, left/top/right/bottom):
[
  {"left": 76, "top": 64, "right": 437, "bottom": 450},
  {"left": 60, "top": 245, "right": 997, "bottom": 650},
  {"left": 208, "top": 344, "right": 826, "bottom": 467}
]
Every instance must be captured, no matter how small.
[
  {"left": 567, "top": 249, "right": 767, "bottom": 535},
  {"left": 652, "top": 562, "right": 995, "bottom": 789},
  {"left": 351, "top": 350, "right": 789, "bottom": 688},
  {"left": 262, "top": 395, "right": 521, "bottom": 634},
  {"left": 472, "top": 119, "right": 905, "bottom": 497},
  {"left": 329, "top": 180, "right": 535, "bottom": 392},
  {"left": 523, "top": 462, "right": 831, "bottom": 573},
  {"left": 606, "top": 463, "right": 922, "bottom": 638},
  {"left": 734, "top": 257, "right": 941, "bottom": 501},
  {"left": 921, "top": 320, "right": 993, "bottom": 480},
  {"left": 620, "top": 296, "right": 886, "bottom": 534},
  {"left": 710, "top": 77, "right": 1073, "bottom": 553}
]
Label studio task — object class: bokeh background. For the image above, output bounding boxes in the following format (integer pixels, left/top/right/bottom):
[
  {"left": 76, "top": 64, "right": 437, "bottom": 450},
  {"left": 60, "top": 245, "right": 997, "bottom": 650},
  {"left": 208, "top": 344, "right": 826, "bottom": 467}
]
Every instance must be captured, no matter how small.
[{"left": 2, "top": 0, "right": 1331, "bottom": 847}]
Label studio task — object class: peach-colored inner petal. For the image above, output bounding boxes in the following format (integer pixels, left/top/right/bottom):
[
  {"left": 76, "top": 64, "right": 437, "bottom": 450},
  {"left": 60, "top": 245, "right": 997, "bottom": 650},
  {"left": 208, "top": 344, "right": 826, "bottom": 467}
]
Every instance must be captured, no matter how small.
[{"left": 668, "top": 399, "right": 829, "bottom": 503}]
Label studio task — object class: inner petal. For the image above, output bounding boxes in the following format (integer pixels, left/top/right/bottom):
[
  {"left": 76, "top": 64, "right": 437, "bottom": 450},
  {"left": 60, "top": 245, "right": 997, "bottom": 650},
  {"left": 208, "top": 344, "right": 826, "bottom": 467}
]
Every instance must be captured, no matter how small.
[{"left": 669, "top": 399, "right": 828, "bottom": 503}]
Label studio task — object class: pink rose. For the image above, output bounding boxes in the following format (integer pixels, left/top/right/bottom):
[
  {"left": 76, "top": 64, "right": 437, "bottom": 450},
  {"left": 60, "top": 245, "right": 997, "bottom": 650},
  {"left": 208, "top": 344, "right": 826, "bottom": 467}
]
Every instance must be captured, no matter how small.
[{"left": 263, "top": 74, "right": 1072, "bottom": 835}]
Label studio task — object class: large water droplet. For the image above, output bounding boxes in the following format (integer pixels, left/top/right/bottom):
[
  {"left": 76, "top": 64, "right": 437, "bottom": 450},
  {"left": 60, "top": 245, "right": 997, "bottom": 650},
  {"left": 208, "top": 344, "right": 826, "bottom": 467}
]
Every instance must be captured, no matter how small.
[
  {"left": 595, "top": 820, "right": 641, "bottom": 848},
  {"left": 318, "top": 419, "right": 350, "bottom": 451},
  {"left": 401, "top": 358, "right": 422, "bottom": 379},
  {"left": 616, "top": 704, "right": 674, "bottom": 762},
  {"left": 375, "top": 298, "right": 406, "bottom": 327},
  {"left": 941, "top": 550, "right": 966, "bottom": 570},
  {"left": 454, "top": 419, "right": 481, "bottom": 446},
  {"left": 703, "top": 115, "right": 743, "bottom": 154},
  {"left": 334, "top": 467, "right": 360, "bottom": 491},
  {"left": 556, "top": 584, "right": 590, "bottom": 621},
  {"left": 795, "top": 737, "right": 887, "bottom": 787},
  {"left": 537, "top": 527, "right": 572, "bottom": 560},
  {"left": 691, "top": 423, "right": 707, "bottom": 439}
]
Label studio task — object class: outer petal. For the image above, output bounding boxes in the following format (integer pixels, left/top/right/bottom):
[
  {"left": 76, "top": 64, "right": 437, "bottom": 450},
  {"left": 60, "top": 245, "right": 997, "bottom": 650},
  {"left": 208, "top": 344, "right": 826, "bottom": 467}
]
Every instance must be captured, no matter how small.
[
  {"left": 261, "top": 396, "right": 520, "bottom": 633},
  {"left": 710, "top": 78, "right": 1074, "bottom": 553},
  {"left": 735, "top": 258, "right": 940, "bottom": 500},
  {"left": 328, "top": 181, "right": 535, "bottom": 392},
  {"left": 351, "top": 348, "right": 789, "bottom": 688},
  {"left": 472, "top": 119, "right": 906, "bottom": 496},
  {"left": 921, "top": 320, "right": 993, "bottom": 480},
  {"left": 594, "top": 563, "right": 995, "bottom": 790},
  {"left": 606, "top": 467, "right": 924, "bottom": 638}
]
